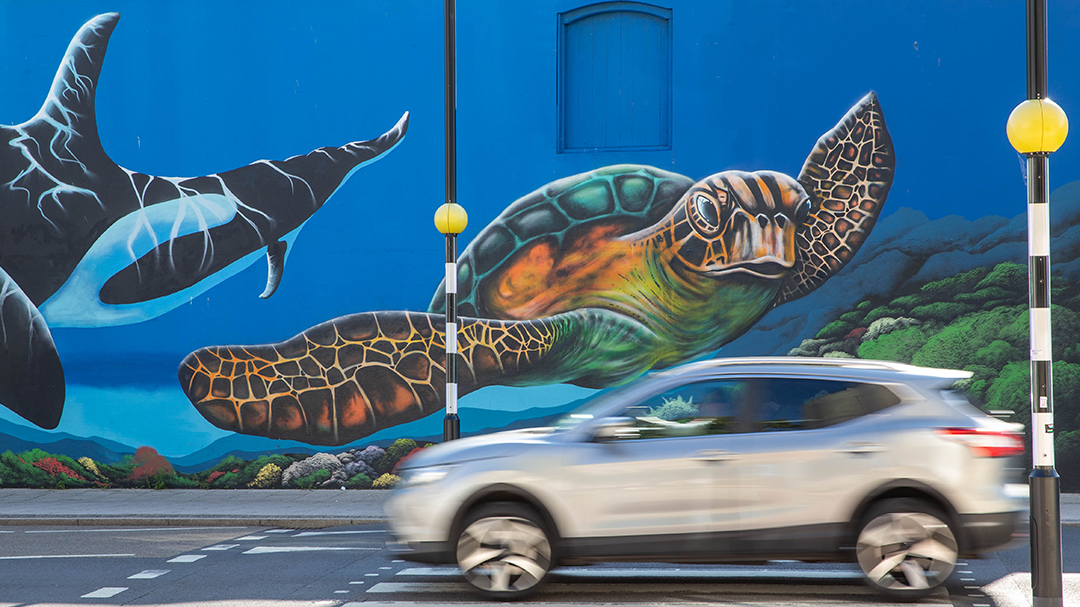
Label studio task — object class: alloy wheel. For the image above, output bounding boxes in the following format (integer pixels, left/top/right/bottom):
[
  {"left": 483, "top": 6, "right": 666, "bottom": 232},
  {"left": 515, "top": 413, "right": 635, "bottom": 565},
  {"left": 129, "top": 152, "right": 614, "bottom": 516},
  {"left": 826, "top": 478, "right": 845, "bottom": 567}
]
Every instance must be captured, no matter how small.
[
  {"left": 456, "top": 512, "right": 552, "bottom": 596},
  {"left": 857, "top": 509, "right": 958, "bottom": 596}
]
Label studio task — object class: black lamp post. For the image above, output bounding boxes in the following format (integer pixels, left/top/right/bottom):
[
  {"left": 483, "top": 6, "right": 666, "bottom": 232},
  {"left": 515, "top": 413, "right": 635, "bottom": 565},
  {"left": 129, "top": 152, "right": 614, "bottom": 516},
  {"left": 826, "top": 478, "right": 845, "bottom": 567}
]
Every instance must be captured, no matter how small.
[
  {"left": 434, "top": 0, "right": 466, "bottom": 442},
  {"left": 1006, "top": 2, "right": 1068, "bottom": 606}
]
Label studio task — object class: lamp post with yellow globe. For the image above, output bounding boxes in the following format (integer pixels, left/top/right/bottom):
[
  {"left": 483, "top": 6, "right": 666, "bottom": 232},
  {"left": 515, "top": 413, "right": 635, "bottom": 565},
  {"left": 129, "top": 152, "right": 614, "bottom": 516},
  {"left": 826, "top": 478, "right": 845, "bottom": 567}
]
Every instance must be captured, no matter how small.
[
  {"left": 1006, "top": 2, "right": 1067, "bottom": 606},
  {"left": 437, "top": 0, "right": 465, "bottom": 442}
]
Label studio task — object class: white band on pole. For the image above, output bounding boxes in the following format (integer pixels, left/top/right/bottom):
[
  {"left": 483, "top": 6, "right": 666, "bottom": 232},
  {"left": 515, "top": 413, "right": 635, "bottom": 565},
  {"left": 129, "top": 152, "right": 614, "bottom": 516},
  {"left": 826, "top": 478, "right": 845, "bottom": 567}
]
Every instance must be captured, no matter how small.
[
  {"left": 446, "top": 322, "right": 457, "bottom": 354},
  {"left": 1030, "top": 307, "right": 1053, "bottom": 360},
  {"left": 1029, "top": 204, "right": 1051, "bottom": 256},
  {"left": 446, "top": 383, "right": 458, "bottom": 414},
  {"left": 445, "top": 263, "right": 457, "bottom": 294},
  {"left": 1034, "top": 411, "right": 1055, "bottom": 466}
]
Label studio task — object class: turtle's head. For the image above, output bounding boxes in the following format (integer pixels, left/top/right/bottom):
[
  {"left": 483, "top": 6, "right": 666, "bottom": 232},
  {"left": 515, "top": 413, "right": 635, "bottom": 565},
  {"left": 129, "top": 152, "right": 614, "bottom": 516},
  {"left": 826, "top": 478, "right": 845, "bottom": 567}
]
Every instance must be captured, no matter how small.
[{"left": 668, "top": 170, "right": 812, "bottom": 280}]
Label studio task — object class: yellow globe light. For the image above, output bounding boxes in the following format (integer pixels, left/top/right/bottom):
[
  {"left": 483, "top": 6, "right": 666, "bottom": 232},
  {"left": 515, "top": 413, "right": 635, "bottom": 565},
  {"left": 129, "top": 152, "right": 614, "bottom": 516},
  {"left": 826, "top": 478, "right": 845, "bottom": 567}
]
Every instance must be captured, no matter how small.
[
  {"left": 434, "top": 203, "right": 468, "bottom": 234},
  {"left": 1007, "top": 98, "right": 1069, "bottom": 154}
]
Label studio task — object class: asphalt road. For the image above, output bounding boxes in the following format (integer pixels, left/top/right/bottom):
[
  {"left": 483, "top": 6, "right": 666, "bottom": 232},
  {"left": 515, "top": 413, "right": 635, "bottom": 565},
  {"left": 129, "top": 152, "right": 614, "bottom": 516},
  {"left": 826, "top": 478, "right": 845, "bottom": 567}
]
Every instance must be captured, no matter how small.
[{"left": 0, "top": 523, "right": 1075, "bottom": 606}]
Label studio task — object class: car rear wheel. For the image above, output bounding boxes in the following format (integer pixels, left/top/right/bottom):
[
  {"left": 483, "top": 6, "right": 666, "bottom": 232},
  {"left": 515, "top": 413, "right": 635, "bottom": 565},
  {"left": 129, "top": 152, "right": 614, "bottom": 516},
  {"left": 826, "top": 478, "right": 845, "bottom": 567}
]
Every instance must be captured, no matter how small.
[
  {"left": 455, "top": 503, "right": 552, "bottom": 599},
  {"left": 856, "top": 498, "right": 958, "bottom": 600}
]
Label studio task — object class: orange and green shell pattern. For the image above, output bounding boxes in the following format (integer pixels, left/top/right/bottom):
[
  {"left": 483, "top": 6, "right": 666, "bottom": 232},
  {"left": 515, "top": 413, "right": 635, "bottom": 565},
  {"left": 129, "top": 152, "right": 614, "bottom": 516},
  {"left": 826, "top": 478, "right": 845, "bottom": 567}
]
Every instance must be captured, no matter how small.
[{"left": 180, "top": 92, "right": 895, "bottom": 445}]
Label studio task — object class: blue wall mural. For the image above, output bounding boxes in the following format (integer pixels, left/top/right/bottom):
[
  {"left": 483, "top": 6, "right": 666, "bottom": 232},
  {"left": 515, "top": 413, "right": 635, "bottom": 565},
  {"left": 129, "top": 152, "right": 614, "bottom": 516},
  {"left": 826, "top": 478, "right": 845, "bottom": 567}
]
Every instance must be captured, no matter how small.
[{"left": 2, "top": 0, "right": 1080, "bottom": 481}]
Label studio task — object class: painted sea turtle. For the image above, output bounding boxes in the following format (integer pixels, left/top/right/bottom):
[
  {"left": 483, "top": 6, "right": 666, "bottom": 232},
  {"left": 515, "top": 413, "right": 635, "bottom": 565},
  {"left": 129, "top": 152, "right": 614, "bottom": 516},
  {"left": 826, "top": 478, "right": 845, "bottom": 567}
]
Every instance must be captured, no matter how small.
[{"left": 179, "top": 93, "right": 894, "bottom": 446}]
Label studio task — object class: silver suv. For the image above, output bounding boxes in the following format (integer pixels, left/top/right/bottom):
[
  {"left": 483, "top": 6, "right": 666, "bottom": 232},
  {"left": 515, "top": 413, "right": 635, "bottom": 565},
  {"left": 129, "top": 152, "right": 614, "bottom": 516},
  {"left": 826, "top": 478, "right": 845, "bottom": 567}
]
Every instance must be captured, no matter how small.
[{"left": 387, "top": 358, "right": 1025, "bottom": 600}]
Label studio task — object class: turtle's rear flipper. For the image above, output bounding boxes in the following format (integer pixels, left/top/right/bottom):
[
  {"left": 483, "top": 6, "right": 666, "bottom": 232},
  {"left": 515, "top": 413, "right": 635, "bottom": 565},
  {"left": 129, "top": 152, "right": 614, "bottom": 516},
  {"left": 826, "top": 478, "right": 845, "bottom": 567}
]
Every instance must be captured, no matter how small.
[
  {"left": 778, "top": 92, "right": 895, "bottom": 306},
  {"left": 0, "top": 267, "right": 64, "bottom": 429},
  {"left": 178, "top": 310, "right": 578, "bottom": 446}
]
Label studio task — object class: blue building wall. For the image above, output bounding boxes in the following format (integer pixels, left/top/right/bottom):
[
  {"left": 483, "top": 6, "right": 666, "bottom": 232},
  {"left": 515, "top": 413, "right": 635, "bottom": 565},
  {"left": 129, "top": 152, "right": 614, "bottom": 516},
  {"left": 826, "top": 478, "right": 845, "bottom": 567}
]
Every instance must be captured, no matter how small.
[{"left": 0, "top": 0, "right": 1078, "bottom": 466}]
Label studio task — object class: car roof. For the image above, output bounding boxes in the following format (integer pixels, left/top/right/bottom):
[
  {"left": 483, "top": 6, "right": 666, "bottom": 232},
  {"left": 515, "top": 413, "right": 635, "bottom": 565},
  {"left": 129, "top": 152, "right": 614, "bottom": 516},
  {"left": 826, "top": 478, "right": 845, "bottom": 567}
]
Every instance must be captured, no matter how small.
[{"left": 656, "top": 357, "right": 972, "bottom": 389}]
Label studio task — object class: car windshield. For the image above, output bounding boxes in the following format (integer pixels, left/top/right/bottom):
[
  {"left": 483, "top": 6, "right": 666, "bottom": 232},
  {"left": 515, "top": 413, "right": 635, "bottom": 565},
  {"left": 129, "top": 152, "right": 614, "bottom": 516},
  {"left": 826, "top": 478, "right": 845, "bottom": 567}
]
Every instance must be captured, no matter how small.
[{"left": 551, "top": 376, "right": 664, "bottom": 428}]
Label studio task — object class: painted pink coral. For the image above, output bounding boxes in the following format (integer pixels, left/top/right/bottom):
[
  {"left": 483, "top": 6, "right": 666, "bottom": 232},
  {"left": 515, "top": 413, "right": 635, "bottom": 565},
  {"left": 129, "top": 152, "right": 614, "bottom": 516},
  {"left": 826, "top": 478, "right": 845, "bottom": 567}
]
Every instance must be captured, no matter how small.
[{"left": 32, "top": 457, "right": 87, "bottom": 481}]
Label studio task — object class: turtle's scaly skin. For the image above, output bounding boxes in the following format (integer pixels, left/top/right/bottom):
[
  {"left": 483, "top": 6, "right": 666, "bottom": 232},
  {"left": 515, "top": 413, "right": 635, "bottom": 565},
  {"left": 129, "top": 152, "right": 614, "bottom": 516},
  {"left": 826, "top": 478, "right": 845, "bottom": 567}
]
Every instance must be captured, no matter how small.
[{"left": 180, "top": 93, "right": 895, "bottom": 446}]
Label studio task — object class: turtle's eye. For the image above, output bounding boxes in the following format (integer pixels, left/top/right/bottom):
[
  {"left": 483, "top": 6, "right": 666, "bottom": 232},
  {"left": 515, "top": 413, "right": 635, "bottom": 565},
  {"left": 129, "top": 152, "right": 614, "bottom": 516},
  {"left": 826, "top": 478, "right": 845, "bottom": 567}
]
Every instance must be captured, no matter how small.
[
  {"left": 687, "top": 191, "right": 725, "bottom": 238},
  {"left": 794, "top": 198, "right": 811, "bottom": 225}
]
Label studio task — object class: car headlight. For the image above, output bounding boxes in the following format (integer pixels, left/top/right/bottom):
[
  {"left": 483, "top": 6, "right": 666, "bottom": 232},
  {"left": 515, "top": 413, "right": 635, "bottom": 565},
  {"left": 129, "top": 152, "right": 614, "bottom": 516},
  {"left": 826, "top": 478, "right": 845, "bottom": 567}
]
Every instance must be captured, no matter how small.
[{"left": 399, "top": 465, "right": 456, "bottom": 488}]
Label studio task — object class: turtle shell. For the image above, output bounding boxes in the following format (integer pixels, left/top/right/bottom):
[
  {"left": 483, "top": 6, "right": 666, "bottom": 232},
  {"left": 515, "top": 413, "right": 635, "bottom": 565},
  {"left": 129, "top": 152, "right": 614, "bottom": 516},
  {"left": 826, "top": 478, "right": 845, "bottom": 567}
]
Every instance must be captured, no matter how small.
[{"left": 429, "top": 164, "right": 694, "bottom": 319}]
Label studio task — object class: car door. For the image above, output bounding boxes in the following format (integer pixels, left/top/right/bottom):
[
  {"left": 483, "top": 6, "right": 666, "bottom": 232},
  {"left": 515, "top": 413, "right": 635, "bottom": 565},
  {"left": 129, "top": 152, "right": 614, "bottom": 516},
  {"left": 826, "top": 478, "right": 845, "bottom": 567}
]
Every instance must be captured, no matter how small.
[
  {"left": 733, "top": 377, "right": 900, "bottom": 538},
  {"left": 565, "top": 378, "right": 750, "bottom": 545}
]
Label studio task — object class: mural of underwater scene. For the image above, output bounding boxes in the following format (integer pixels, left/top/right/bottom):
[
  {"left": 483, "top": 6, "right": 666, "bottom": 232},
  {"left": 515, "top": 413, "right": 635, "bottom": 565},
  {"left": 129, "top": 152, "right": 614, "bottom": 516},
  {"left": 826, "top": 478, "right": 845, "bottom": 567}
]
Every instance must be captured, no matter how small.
[
  {"left": 5, "top": 1, "right": 1080, "bottom": 476},
  {"left": 179, "top": 93, "right": 895, "bottom": 445},
  {"left": 0, "top": 12, "right": 408, "bottom": 432}
]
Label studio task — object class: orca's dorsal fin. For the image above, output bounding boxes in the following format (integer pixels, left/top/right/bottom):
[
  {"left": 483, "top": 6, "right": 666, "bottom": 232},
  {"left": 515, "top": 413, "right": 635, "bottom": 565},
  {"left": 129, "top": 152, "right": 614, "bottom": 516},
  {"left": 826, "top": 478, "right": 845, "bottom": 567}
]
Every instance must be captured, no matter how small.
[{"left": 33, "top": 12, "right": 120, "bottom": 146}]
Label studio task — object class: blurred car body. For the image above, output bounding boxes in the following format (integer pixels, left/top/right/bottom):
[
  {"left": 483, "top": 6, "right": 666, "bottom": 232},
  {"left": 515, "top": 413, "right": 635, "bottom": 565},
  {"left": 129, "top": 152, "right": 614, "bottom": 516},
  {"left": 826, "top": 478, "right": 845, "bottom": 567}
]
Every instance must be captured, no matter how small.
[{"left": 387, "top": 357, "right": 1025, "bottom": 600}]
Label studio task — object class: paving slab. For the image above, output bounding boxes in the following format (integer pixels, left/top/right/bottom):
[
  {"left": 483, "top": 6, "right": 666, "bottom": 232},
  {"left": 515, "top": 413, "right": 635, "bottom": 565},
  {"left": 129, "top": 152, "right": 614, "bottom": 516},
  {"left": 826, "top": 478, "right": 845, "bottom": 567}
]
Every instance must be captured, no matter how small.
[{"left": 0, "top": 488, "right": 391, "bottom": 527}]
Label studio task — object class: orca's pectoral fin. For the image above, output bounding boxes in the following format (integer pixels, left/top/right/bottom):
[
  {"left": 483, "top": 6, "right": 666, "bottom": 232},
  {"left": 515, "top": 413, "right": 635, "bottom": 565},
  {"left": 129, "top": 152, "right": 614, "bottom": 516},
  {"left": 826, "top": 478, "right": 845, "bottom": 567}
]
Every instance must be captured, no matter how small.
[
  {"left": 0, "top": 267, "right": 64, "bottom": 429},
  {"left": 260, "top": 240, "right": 288, "bottom": 299}
]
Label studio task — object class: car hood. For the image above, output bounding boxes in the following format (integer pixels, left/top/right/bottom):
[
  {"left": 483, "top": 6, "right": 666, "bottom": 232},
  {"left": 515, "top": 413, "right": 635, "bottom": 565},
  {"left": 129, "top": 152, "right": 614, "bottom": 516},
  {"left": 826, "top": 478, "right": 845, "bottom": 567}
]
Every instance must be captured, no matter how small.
[{"left": 399, "top": 427, "right": 560, "bottom": 469}]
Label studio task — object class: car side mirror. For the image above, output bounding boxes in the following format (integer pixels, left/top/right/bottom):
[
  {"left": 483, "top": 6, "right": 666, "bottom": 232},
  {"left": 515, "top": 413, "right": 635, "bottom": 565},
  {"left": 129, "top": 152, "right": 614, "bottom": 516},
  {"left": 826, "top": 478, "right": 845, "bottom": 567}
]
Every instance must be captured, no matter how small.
[{"left": 590, "top": 417, "right": 638, "bottom": 442}]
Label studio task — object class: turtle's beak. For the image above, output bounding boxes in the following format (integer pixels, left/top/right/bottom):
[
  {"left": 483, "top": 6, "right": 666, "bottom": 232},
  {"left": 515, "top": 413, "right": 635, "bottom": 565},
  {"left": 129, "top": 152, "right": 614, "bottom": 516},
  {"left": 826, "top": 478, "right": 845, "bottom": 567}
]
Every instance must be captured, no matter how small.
[{"left": 715, "top": 210, "right": 796, "bottom": 279}]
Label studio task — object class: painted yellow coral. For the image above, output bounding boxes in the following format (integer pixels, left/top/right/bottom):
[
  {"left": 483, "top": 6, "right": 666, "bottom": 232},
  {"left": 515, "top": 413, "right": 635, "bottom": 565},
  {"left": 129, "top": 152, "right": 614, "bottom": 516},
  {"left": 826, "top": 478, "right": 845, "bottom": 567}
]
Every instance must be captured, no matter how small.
[
  {"left": 372, "top": 473, "right": 401, "bottom": 489},
  {"left": 248, "top": 463, "right": 283, "bottom": 489},
  {"left": 77, "top": 457, "right": 103, "bottom": 480}
]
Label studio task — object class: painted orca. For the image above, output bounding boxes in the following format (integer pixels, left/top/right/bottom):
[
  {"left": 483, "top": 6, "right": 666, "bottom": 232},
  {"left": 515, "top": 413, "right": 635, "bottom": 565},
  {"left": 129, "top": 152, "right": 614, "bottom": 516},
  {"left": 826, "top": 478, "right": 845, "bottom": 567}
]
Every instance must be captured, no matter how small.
[{"left": 0, "top": 13, "right": 409, "bottom": 429}]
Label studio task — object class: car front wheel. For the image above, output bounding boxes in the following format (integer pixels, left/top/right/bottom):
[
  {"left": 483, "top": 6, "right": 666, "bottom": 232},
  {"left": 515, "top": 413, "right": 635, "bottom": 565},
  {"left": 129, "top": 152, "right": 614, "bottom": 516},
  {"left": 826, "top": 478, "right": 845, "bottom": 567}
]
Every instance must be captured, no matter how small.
[
  {"left": 856, "top": 498, "right": 958, "bottom": 600},
  {"left": 455, "top": 502, "right": 553, "bottom": 599}
]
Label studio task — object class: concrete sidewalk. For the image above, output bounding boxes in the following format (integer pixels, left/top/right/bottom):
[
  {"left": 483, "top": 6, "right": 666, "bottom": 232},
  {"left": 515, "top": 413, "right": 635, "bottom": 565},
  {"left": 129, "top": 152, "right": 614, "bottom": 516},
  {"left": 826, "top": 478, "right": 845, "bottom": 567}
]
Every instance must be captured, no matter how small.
[
  {"left": 0, "top": 488, "right": 1078, "bottom": 528},
  {"left": 0, "top": 488, "right": 390, "bottom": 527}
]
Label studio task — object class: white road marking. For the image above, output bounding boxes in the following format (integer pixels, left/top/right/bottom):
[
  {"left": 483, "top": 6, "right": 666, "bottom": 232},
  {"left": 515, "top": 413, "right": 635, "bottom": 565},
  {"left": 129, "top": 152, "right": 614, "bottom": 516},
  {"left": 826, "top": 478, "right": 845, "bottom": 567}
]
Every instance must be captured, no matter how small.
[
  {"left": 366, "top": 581, "right": 888, "bottom": 595},
  {"left": 335, "top": 590, "right": 350, "bottom": 594},
  {"left": 380, "top": 566, "right": 392, "bottom": 570},
  {"left": 266, "top": 529, "right": 293, "bottom": 533},
  {"left": 128, "top": 570, "right": 170, "bottom": 579},
  {"left": 293, "top": 529, "right": 389, "bottom": 537},
  {"left": 235, "top": 535, "right": 268, "bottom": 540},
  {"left": 397, "top": 568, "right": 458, "bottom": 576},
  {"left": 242, "top": 546, "right": 380, "bottom": 555},
  {"left": 365, "top": 573, "right": 380, "bottom": 576},
  {"left": 167, "top": 554, "right": 207, "bottom": 563},
  {"left": 81, "top": 587, "right": 128, "bottom": 598},
  {"left": 26, "top": 526, "right": 248, "bottom": 533},
  {"left": 350, "top": 581, "right": 366, "bottom": 584},
  {"left": 0, "top": 553, "right": 134, "bottom": 560},
  {"left": 202, "top": 544, "right": 241, "bottom": 551},
  {"left": 394, "top": 566, "right": 864, "bottom": 580}
]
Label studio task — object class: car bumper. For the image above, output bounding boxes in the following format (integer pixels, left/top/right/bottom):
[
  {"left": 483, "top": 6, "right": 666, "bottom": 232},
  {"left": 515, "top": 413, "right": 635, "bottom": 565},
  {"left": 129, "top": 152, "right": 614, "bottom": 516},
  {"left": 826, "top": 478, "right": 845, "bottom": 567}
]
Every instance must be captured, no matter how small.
[{"left": 960, "top": 510, "right": 1025, "bottom": 554}]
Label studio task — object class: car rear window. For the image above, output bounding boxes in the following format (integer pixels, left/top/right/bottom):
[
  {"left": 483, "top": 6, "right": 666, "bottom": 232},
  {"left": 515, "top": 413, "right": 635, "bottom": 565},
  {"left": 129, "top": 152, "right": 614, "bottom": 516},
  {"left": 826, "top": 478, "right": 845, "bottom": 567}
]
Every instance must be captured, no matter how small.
[{"left": 754, "top": 379, "right": 901, "bottom": 431}]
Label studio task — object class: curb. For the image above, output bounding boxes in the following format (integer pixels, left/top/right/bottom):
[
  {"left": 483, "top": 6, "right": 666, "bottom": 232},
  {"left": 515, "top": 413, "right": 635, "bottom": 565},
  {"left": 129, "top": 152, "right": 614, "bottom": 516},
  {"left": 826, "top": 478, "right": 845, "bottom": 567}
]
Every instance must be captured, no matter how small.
[{"left": 0, "top": 517, "right": 388, "bottom": 528}]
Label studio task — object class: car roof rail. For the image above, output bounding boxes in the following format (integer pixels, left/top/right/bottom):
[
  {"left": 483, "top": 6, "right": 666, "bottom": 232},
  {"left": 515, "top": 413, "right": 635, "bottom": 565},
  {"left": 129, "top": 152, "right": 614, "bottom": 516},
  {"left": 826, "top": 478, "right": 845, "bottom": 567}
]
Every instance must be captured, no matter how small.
[{"left": 673, "top": 356, "right": 970, "bottom": 379}]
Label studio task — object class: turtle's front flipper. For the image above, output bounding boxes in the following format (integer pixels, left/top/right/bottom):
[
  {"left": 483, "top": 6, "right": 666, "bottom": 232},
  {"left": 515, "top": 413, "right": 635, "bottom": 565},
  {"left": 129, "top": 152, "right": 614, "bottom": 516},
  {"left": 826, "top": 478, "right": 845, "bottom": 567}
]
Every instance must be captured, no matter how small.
[
  {"left": 178, "top": 308, "right": 655, "bottom": 446},
  {"left": 777, "top": 92, "right": 895, "bottom": 306},
  {"left": 0, "top": 267, "right": 65, "bottom": 429}
]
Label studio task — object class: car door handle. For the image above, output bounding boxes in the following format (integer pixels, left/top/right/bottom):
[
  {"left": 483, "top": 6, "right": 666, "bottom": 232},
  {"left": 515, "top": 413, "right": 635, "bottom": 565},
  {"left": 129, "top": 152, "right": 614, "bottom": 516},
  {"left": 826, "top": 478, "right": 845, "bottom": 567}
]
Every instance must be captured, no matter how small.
[
  {"left": 693, "top": 449, "right": 739, "bottom": 462},
  {"left": 839, "top": 441, "right": 885, "bottom": 454}
]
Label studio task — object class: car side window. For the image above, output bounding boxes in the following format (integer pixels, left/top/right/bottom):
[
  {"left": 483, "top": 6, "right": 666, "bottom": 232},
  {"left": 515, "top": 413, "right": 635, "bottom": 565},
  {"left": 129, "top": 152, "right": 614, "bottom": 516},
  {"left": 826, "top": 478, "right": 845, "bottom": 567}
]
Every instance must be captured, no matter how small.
[
  {"left": 752, "top": 379, "right": 900, "bottom": 432},
  {"left": 616, "top": 379, "right": 748, "bottom": 439}
]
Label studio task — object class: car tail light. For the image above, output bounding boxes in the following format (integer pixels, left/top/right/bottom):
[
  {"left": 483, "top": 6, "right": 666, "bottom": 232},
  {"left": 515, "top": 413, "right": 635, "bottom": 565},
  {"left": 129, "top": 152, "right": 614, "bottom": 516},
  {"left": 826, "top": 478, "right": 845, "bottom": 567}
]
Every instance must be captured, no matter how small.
[{"left": 935, "top": 428, "right": 1025, "bottom": 458}]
